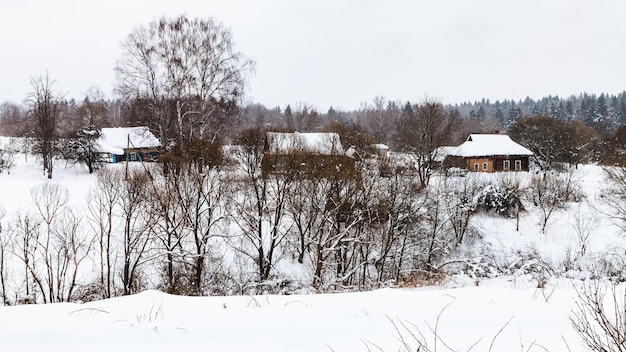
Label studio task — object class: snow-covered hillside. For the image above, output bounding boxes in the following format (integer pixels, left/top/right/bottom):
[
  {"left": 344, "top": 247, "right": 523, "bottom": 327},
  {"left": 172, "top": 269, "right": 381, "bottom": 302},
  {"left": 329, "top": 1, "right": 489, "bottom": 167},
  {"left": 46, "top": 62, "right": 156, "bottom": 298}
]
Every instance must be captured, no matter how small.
[{"left": 0, "top": 282, "right": 606, "bottom": 351}]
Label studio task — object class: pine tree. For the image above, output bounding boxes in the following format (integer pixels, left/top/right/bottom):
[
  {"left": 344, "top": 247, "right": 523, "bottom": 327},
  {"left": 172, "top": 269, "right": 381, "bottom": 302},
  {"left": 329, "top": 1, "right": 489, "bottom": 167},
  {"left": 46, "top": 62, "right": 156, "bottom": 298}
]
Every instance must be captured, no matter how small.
[
  {"left": 64, "top": 98, "right": 108, "bottom": 173},
  {"left": 64, "top": 129, "right": 101, "bottom": 173}
]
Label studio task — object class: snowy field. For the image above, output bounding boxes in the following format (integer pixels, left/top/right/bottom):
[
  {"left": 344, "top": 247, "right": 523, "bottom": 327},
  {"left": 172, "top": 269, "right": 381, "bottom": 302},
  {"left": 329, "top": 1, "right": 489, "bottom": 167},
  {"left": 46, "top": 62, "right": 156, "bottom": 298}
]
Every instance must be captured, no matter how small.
[
  {"left": 1, "top": 137, "right": 625, "bottom": 351},
  {"left": 0, "top": 281, "right": 601, "bottom": 351}
]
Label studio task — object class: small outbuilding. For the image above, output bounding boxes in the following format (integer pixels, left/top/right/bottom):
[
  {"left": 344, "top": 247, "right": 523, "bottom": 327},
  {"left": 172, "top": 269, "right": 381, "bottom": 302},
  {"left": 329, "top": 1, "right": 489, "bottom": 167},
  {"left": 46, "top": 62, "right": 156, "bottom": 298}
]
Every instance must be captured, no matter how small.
[
  {"left": 442, "top": 134, "right": 533, "bottom": 173},
  {"left": 262, "top": 132, "right": 355, "bottom": 178},
  {"left": 98, "top": 127, "right": 161, "bottom": 163}
]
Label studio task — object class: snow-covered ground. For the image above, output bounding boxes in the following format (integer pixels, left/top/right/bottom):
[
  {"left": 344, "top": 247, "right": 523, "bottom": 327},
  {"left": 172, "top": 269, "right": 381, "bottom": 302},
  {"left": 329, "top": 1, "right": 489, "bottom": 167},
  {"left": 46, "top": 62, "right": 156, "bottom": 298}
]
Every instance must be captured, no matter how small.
[
  {"left": 0, "top": 282, "right": 603, "bottom": 351},
  {"left": 1, "top": 137, "right": 625, "bottom": 351}
]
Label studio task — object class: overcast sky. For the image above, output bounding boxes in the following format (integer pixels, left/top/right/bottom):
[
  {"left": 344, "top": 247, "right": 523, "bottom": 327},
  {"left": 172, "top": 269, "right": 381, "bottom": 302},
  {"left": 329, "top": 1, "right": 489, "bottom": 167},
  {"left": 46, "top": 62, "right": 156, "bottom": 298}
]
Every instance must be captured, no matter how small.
[{"left": 1, "top": 0, "right": 625, "bottom": 111}]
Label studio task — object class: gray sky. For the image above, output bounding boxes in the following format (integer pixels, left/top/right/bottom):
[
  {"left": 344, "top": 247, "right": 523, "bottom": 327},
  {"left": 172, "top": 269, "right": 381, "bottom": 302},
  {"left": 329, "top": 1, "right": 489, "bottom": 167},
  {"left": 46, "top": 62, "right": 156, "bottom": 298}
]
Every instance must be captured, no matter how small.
[{"left": 1, "top": 0, "right": 625, "bottom": 111}]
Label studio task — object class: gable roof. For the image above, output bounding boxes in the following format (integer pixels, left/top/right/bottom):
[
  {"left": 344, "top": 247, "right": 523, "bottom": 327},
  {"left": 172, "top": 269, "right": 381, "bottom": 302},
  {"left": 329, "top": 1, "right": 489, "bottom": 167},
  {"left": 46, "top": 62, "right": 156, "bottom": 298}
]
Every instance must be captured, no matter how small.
[
  {"left": 449, "top": 134, "right": 533, "bottom": 158},
  {"left": 266, "top": 132, "right": 344, "bottom": 155},
  {"left": 98, "top": 127, "right": 161, "bottom": 155}
]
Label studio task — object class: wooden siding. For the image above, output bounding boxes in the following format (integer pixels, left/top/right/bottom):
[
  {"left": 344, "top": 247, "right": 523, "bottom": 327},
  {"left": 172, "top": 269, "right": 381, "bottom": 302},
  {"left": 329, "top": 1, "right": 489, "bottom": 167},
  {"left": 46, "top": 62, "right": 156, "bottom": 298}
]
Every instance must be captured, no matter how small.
[
  {"left": 467, "top": 155, "right": 530, "bottom": 173},
  {"left": 468, "top": 157, "right": 493, "bottom": 172},
  {"left": 121, "top": 147, "right": 160, "bottom": 162},
  {"left": 262, "top": 153, "right": 356, "bottom": 179},
  {"left": 444, "top": 155, "right": 531, "bottom": 173}
]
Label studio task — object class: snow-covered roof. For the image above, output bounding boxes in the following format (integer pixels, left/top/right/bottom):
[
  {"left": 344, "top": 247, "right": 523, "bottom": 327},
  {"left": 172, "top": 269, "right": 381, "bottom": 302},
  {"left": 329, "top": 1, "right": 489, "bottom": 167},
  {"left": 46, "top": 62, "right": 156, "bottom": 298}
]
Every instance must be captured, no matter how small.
[
  {"left": 266, "top": 132, "right": 344, "bottom": 155},
  {"left": 433, "top": 146, "right": 458, "bottom": 162},
  {"left": 449, "top": 134, "right": 533, "bottom": 158},
  {"left": 371, "top": 143, "right": 389, "bottom": 150},
  {"left": 98, "top": 127, "right": 161, "bottom": 155}
]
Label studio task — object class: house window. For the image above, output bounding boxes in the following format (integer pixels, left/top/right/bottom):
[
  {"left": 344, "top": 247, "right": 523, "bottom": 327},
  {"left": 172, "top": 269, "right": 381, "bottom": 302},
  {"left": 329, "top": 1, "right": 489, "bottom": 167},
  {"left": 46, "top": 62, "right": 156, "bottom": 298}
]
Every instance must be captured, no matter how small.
[
  {"left": 503, "top": 160, "right": 510, "bottom": 171},
  {"left": 474, "top": 163, "right": 479, "bottom": 171},
  {"left": 482, "top": 162, "right": 488, "bottom": 171},
  {"left": 515, "top": 160, "right": 522, "bottom": 171},
  {"left": 130, "top": 153, "right": 137, "bottom": 161}
]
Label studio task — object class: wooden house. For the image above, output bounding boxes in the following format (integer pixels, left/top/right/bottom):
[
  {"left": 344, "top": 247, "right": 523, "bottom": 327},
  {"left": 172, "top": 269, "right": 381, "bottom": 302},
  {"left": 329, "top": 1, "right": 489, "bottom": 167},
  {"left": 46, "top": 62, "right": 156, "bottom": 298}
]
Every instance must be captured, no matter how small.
[
  {"left": 442, "top": 134, "right": 533, "bottom": 173},
  {"left": 262, "top": 132, "right": 355, "bottom": 179},
  {"left": 97, "top": 127, "right": 161, "bottom": 163},
  {"left": 371, "top": 143, "right": 390, "bottom": 157}
]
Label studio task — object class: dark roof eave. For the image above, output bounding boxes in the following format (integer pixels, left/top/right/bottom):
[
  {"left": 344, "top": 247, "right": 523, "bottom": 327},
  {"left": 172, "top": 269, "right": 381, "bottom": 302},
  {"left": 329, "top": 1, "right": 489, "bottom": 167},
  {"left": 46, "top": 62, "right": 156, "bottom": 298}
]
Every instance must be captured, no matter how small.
[{"left": 458, "top": 154, "right": 533, "bottom": 158}]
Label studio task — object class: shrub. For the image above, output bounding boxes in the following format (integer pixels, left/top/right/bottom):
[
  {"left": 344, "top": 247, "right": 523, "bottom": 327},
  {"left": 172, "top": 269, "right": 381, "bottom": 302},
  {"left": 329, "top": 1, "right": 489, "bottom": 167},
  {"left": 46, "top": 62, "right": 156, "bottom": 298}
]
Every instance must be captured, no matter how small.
[
  {"left": 476, "top": 183, "right": 524, "bottom": 218},
  {"left": 0, "top": 139, "right": 18, "bottom": 174}
]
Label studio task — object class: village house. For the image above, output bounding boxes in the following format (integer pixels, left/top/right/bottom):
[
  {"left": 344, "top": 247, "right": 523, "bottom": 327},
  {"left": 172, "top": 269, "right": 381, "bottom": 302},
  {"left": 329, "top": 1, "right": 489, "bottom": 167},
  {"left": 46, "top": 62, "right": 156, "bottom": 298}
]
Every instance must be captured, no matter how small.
[
  {"left": 262, "top": 131, "right": 355, "bottom": 178},
  {"left": 371, "top": 143, "right": 390, "bottom": 157},
  {"left": 442, "top": 134, "right": 533, "bottom": 173},
  {"left": 97, "top": 127, "right": 161, "bottom": 163}
]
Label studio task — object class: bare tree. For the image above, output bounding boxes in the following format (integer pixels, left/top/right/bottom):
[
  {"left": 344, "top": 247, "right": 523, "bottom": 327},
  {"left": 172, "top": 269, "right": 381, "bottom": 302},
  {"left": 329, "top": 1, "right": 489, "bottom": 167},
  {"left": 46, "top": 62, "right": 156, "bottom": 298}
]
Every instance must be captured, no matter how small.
[
  {"left": 0, "top": 209, "right": 8, "bottom": 305},
  {"left": 229, "top": 128, "right": 293, "bottom": 281},
  {"left": 150, "top": 164, "right": 226, "bottom": 295},
  {"left": 0, "top": 138, "right": 18, "bottom": 174},
  {"left": 184, "top": 169, "right": 226, "bottom": 294},
  {"left": 334, "top": 162, "right": 434, "bottom": 289},
  {"left": 319, "top": 182, "right": 362, "bottom": 288},
  {"left": 396, "top": 99, "right": 458, "bottom": 187},
  {"left": 8, "top": 184, "right": 92, "bottom": 303},
  {"left": 570, "top": 205, "right": 597, "bottom": 259},
  {"left": 119, "top": 168, "right": 155, "bottom": 295},
  {"left": 28, "top": 73, "right": 61, "bottom": 179},
  {"left": 442, "top": 175, "right": 483, "bottom": 245},
  {"left": 52, "top": 208, "right": 93, "bottom": 302},
  {"left": 115, "top": 15, "right": 255, "bottom": 145},
  {"left": 356, "top": 96, "right": 400, "bottom": 144},
  {"left": 12, "top": 213, "right": 44, "bottom": 303},
  {"left": 571, "top": 282, "right": 626, "bottom": 352},
  {"left": 0, "top": 102, "right": 28, "bottom": 137},
  {"left": 286, "top": 177, "right": 327, "bottom": 265},
  {"left": 508, "top": 115, "right": 568, "bottom": 171},
  {"left": 88, "top": 168, "right": 122, "bottom": 298},
  {"left": 422, "top": 182, "right": 454, "bottom": 270},
  {"left": 529, "top": 174, "right": 568, "bottom": 233},
  {"left": 31, "top": 183, "right": 67, "bottom": 303},
  {"left": 601, "top": 167, "right": 626, "bottom": 233},
  {"left": 286, "top": 175, "right": 360, "bottom": 288},
  {"left": 149, "top": 170, "right": 189, "bottom": 293}
]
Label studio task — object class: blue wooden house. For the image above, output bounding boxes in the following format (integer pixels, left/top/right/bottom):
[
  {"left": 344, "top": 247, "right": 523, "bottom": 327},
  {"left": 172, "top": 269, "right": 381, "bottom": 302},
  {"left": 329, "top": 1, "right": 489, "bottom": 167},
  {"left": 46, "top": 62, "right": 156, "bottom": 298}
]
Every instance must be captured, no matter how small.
[{"left": 97, "top": 127, "right": 161, "bottom": 163}]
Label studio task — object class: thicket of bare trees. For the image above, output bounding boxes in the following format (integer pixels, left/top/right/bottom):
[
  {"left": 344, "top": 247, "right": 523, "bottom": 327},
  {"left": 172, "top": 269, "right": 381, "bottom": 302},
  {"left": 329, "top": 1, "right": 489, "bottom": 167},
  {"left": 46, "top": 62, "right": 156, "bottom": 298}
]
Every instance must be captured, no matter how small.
[
  {"left": 115, "top": 15, "right": 254, "bottom": 146},
  {"left": 395, "top": 100, "right": 460, "bottom": 187},
  {"left": 0, "top": 140, "right": 522, "bottom": 302},
  {"left": 8, "top": 184, "right": 92, "bottom": 303},
  {"left": 508, "top": 115, "right": 602, "bottom": 170}
]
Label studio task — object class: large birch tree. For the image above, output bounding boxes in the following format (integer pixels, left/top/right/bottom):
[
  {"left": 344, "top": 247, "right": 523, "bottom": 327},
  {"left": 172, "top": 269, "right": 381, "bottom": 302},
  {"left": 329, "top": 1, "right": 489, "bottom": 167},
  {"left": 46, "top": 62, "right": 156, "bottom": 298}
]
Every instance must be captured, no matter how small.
[{"left": 115, "top": 15, "right": 255, "bottom": 146}]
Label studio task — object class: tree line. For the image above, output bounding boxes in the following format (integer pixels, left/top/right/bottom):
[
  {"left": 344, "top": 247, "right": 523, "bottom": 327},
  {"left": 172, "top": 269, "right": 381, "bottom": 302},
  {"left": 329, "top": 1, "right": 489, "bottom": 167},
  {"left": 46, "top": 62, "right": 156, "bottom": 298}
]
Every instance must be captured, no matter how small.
[{"left": 0, "top": 14, "right": 625, "bottom": 171}]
